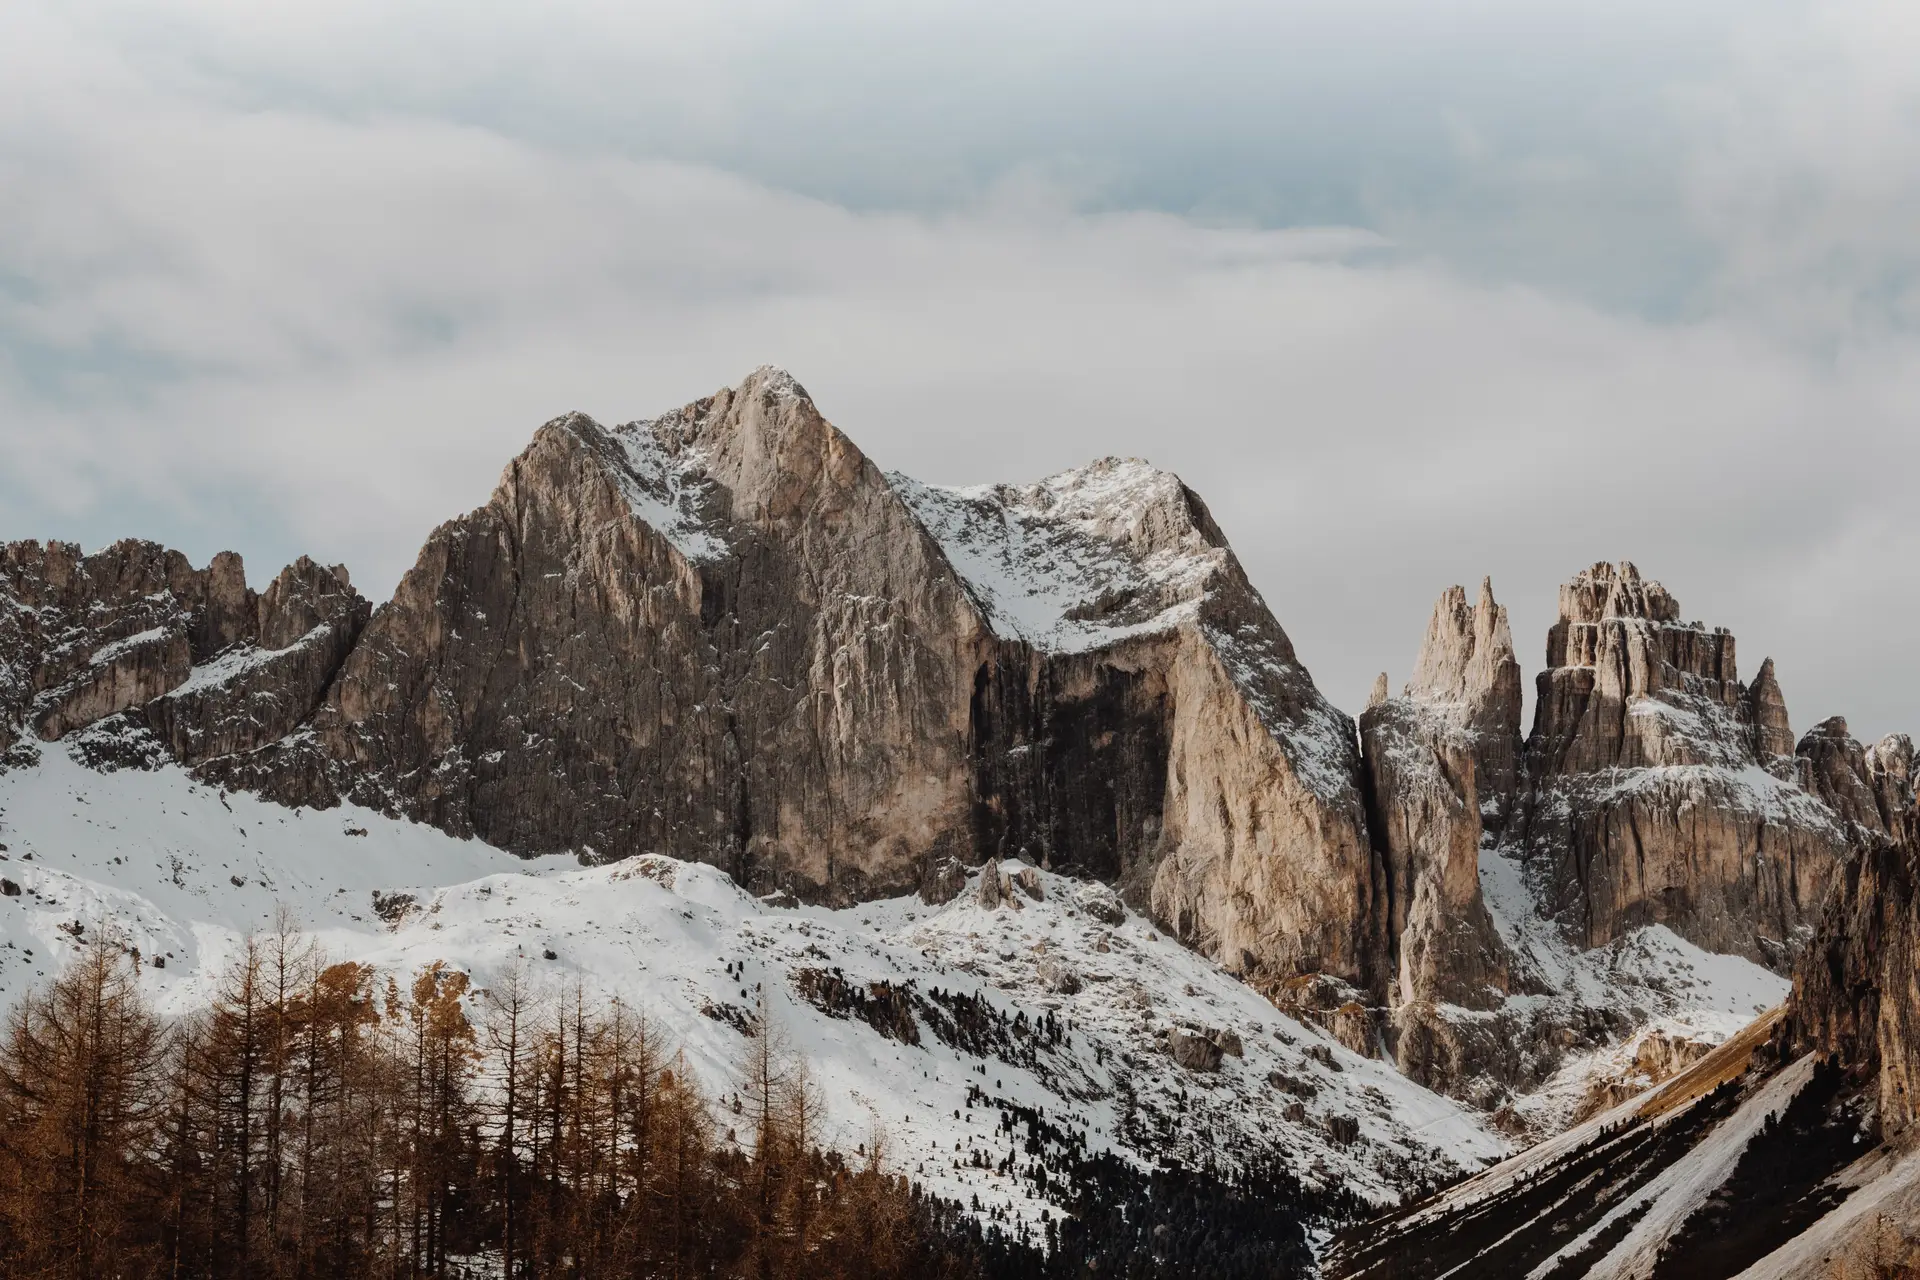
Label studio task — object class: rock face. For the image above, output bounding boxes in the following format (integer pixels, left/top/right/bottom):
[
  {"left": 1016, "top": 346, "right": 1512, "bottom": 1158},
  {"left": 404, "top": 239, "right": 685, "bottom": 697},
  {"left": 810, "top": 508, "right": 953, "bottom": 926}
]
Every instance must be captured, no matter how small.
[
  {"left": 1518, "top": 561, "right": 1847, "bottom": 962},
  {"left": 0, "top": 369, "right": 1375, "bottom": 989},
  {"left": 896, "top": 458, "right": 1377, "bottom": 982},
  {"left": 1789, "top": 788, "right": 1920, "bottom": 1140},
  {"left": 1357, "top": 562, "right": 1871, "bottom": 1104},
  {"left": 0, "top": 540, "right": 364, "bottom": 769},
  {"left": 7, "top": 378, "right": 1887, "bottom": 1130},
  {"left": 234, "top": 372, "right": 993, "bottom": 901},
  {"left": 149, "top": 558, "right": 369, "bottom": 766},
  {"left": 1358, "top": 582, "right": 1522, "bottom": 1085}
]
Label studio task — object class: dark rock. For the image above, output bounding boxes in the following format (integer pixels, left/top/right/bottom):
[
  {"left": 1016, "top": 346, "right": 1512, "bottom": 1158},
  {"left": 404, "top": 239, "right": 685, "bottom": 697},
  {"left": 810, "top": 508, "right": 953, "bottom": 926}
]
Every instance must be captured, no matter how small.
[{"left": 1168, "top": 1029, "right": 1223, "bottom": 1072}]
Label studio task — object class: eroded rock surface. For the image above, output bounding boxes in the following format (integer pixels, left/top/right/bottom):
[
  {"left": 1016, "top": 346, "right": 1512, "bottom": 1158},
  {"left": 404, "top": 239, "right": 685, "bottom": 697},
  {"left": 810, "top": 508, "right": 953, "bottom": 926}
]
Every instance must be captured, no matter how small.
[
  {"left": 1519, "top": 561, "right": 1847, "bottom": 962},
  {"left": 1358, "top": 581, "right": 1522, "bottom": 1087},
  {"left": 0, "top": 540, "right": 368, "bottom": 777}
]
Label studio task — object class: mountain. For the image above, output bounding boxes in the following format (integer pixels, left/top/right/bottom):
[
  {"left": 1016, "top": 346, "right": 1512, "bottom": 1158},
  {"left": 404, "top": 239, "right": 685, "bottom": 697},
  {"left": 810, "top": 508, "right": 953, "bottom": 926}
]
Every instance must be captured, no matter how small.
[
  {"left": 1324, "top": 749, "right": 1920, "bottom": 1279},
  {"left": 1, "top": 367, "right": 1913, "bottom": 1273}
]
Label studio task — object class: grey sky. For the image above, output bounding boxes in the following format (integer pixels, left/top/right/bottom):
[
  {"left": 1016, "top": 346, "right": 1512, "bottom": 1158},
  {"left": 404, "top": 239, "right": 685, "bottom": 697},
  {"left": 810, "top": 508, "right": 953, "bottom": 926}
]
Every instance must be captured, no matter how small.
[{"left": 4, "top": 0, "right": 1919, "bottom": 741}]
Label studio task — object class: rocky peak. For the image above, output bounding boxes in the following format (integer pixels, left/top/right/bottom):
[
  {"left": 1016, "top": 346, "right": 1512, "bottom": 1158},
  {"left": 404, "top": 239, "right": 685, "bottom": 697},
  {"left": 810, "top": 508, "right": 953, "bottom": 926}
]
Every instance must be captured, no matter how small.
[
  {"left": 1359, "top": 581, "right": 1521, "bottom": 1089},
  {"left": 1795, "top": 716, "right": 1889, "bottom": 841},
  {"left": 1744, "top": 655, "right": 1795, "bottom": 768},
  {"left": 1533, "top": 560, "right": 1746, "bottom": 775},
  {"left": 1868, "top": 733, "right": 1917, "bottom": 841},
  {"left": 1407, "top": 579, "right": 1520, "bottom": 716},
  {"left": 1403, "top": 577, "right": 1525, "bottom": 824},
  {"left": 1556, "top": 559, "right": 1680, "bottom": 628}
]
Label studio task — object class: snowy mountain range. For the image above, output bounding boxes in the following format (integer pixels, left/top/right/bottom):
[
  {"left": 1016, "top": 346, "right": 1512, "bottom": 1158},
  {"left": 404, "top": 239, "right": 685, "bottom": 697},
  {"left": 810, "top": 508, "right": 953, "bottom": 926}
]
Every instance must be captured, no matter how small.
[{"left": 2, "top": 367, "right": 1915, "bottom": 1276}]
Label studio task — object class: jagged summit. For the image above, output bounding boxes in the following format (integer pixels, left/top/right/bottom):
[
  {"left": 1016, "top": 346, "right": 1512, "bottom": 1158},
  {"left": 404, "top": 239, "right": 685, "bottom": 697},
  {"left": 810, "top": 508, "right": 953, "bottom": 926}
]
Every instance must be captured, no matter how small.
[{"left": 1558, "top": 558, "right": 1684, "bottom": 625}]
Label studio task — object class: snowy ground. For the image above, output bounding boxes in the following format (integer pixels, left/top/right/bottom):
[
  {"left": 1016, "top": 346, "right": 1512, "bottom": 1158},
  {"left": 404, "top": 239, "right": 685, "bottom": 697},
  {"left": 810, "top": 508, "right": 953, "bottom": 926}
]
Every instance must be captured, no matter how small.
[
  {"left": 1476, "top": 832, "right": 1789, "bottom": 1132},
  {"left": 0, "top": 742, "right": 1507, "bottom": 1227}
]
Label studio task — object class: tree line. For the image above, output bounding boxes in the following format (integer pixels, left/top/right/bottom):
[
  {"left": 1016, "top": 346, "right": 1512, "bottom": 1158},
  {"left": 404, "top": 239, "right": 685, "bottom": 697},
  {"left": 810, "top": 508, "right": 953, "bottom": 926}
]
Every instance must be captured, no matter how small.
[{"left": 0, "top": 914, "right": 983, "bottom": 1279}]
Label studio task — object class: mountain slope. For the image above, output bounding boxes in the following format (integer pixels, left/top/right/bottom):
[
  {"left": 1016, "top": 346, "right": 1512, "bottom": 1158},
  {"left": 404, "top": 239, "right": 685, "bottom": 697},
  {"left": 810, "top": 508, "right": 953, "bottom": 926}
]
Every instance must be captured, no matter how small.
[{"left": 0, "top": 739, "right": 1500, "bottom": 1233}]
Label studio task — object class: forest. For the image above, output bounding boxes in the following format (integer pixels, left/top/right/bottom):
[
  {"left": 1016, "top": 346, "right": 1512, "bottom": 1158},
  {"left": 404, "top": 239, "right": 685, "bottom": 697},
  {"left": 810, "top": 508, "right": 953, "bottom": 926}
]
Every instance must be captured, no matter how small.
[
  {"left": 0, "top": 916, "right": 992, "bottom": 1279},
  {"left": 0, "top": 918, "right": 1327, "bottom": 1279}
]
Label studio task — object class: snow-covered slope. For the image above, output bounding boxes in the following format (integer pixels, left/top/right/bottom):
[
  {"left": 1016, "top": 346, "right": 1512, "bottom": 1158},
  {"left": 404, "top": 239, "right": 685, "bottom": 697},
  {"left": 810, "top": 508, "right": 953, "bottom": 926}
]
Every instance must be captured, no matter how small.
[
  {"left": 891, "top": 460, "right": 1226, "bottom": 654},
  {"left": 0, "top": 741, "right": 1504, "bottom": 1228},
  {"left": 1325, "top": 1011, "right": 1893, "bottom": 1280}
]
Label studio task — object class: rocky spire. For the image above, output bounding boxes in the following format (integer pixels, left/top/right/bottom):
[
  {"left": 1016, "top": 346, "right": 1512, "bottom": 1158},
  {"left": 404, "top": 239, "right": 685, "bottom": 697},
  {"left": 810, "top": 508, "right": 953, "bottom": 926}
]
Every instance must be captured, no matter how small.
[
  {"left": 1744, "top": 656, "right": 1795, "bottom": 769},
  {"left": 1868, "top": 734, "right": 1916, "bottom": 842},
  {"left": 1404, "top": 577, "right": 1524, "bottom": 825},
  {"left": 1358, "top": 579, "right": 1522, "bottom": 1090}
]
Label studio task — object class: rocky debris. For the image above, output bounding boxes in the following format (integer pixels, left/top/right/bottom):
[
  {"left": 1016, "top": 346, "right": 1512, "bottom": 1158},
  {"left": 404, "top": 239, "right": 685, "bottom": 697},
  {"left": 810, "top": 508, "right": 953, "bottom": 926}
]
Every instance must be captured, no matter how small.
[
  {"left": 976, "top": 860, "right": 1023, "bottom": 910},
  {"left": 918, "top": 856, "right": 968, "bottom": 906},
  {"left": 1011, "top": 865, "right": 1044, "bottom": 900},
  {"left": 1075, "top": 882, "right": 1126, "bottom": 925},
  {"left": 1520, "top": 561, "right": 1848, "bottom": 961},
  {"left": 1037, "top": 957, "right": 1082, "bottom": 994},
  {"left": 1566, "top": 1025, "right": 1719, "bottom": 1124},
  {"left": 65, "top": 714, "right": 172, "bottom": 773},
  {"left": 1265, "top": 972, "right": 1382, "bottom": 1058}
]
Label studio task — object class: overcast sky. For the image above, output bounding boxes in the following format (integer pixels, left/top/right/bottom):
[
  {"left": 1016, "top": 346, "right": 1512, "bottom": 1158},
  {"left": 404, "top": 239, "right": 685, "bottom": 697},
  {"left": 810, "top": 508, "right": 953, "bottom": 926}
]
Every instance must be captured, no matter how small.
[{"left": 5, "top": 0, "right": 1919, "bottom": 740}]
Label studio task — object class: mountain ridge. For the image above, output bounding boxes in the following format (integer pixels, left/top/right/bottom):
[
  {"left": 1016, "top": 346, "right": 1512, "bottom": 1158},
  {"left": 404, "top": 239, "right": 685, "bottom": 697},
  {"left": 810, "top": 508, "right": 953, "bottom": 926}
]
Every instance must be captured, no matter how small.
[{"left": 3, "top": 366, "right": 1914, "bottom": 1273}]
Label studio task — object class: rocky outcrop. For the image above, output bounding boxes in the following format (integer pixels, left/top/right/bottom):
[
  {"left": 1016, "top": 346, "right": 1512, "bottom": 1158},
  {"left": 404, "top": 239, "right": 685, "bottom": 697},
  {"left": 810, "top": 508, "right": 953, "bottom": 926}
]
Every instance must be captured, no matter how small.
[
  {"left": 0, "top": 541, "right": 369, "bottom": 773},
  {"left": 1519, "top": 561, "right": 1848, "bottom": 963},
  {"left": 233, "top": 370, "right": 990, "bottom": 901},
  {"left": 1867, "top": 734, "right": 1916, "bottom": 844},
  {"left": 1788, "top": 824, "right": 1920, "bottom": 1141},
  {"left": 900, "top": 457, "right": 1377, "bottom": 983},
  {"left": 148, "top": 558, "right": 370, "bottom": 765},
  {"left": 1746, "top": 656, "right": 1797, "bottom": 769},
  {"left": 1359, "top": 582, "right": 1522, "bottom": 1086},
  {"left": 1796, "top": 716, "right": 1891, "bottom": 842},
  {"left": 1369, "top": 579, "right": 1522, "bottom": 975}
]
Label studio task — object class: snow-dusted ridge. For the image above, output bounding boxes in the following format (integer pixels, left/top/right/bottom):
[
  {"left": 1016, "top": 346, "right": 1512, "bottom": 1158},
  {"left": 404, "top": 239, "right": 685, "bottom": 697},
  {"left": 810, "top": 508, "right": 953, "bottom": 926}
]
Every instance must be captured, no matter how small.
[
  {"left": 0, "top": 742, "right": 1504, "bottom": 1228},
  {"left": 891, "top": 460, "right": 1227, "bottom": 655}
]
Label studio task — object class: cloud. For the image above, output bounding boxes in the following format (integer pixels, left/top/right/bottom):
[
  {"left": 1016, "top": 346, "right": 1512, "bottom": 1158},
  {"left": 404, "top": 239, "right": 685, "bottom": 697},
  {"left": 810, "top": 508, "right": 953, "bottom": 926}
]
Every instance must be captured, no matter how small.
[{"left": 4, "top": 0, "right": 1920, "bottom": 745}]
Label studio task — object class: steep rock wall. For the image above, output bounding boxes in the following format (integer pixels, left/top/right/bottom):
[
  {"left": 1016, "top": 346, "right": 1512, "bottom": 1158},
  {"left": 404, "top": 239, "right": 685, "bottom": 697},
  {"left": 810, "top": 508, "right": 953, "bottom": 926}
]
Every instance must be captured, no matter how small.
[{"left": 1519, "top": 561, "right": 1847, "bottom": 962}]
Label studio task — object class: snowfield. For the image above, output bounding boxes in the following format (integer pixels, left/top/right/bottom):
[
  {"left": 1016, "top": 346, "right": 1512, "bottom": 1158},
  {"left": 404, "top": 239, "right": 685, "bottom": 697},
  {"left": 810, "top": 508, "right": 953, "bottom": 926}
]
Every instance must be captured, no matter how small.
[
  {"left": 0, "top": 742, "right": 1504, "bottom": 1228},
  {"left": 0, "top": 738, "right": 1797, "bottom": 1240}
]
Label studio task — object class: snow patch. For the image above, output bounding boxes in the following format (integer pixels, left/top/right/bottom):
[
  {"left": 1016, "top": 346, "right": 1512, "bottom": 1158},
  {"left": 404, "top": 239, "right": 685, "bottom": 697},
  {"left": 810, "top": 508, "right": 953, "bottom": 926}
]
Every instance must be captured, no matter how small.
[{"left": 892, "top": 461, "right": 1223, "bottom": 654}]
